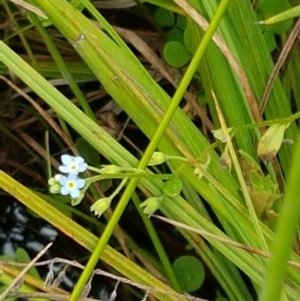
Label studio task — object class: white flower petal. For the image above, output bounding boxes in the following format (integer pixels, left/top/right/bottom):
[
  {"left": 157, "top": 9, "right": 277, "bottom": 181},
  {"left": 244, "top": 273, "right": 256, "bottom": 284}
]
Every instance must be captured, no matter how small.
[
  {"left": 59, "top": 166, "right": 69, "bottom": 173},
  {"left": 78, "top": 163, "right": 87, "bottom": 172},
  {"left": 59, "top": 176, "right": 68, "bottom": 185},
  {"left": 60, "top": 186, "right": 69, "bottom": 195},
  {"left": 76, "top": 179, "right": 85, "bottom": 189},
  {"left": 54, "top": 174, "right": 63, "bottom": 181},
  {"left": 68, "top": 174, "right": 77, "bottom": 181},
  {"left": 70, "top": 189, "right": 80, "bottom": 198},
  {"left": 61, "top": 154, "right": 73, "bottom": 164},
  {"left": 75, "top": 156, "right": 84, "bottom": 164}
]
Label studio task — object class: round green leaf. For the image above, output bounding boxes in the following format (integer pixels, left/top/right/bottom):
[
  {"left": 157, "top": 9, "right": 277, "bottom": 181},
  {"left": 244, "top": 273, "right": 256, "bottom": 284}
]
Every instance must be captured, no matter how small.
[
  {"left": 166, "top": 27, "right": 184, "bottom": 43},
  {"left": 163, "top": 41, "right": 191, "bottom": 68},
  {"left": 263, "top": 31, "right": 276, "bottom": 53},
  {"left": 176, "top": 15, "right": 187, "bottom": 30},
  {"left": 173, "top": 256, "right": 205, "bottom": 292},
  {"left": 162, "top": 176, "right": 182, "bottom": 197},
  {"left": 184, "top": 21, "right": 196, "bottom": 55},
  {"left": 154, "top": 8, "right": 175, "bottom": 27}
]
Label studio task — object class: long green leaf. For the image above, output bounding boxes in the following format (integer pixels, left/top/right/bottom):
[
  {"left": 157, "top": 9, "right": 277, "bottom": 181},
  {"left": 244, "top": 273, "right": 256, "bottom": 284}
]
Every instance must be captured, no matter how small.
[{"left": 0, "top": 171, "right": 182, "bottom": 301}]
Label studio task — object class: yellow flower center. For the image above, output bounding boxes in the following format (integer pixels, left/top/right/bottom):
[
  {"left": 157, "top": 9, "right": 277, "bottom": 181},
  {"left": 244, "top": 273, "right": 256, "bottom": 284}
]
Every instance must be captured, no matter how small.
[
  {"left": 67, "top": 181, "right": 76, "bottom": 190},
  {"left": 69, "top": 163, "right": 78, "bottom": 171}
]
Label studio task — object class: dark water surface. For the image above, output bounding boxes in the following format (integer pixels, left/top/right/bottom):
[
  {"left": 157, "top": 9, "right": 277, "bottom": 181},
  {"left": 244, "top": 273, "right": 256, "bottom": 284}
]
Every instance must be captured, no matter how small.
[{"left": 0, "top": 197, "right": 113, "bottom": 300}]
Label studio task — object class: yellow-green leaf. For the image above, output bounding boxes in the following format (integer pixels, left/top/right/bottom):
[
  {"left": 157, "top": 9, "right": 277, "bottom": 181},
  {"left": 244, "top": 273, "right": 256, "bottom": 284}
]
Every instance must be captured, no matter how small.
[
  {"left": 260, "top": 5, "right": 300, "bottom": 26},
  {"left": 257, "top": 123, "right": 290, "bottom": 162},
  {"left": 249, "top": 171, "right": 281, "bottom": 219}
]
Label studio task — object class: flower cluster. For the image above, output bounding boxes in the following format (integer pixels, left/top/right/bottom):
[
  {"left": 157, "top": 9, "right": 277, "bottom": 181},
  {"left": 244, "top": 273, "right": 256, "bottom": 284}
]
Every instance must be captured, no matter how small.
[
  {"left": 48, "top": 151, "right": 183, "bottom": 218},
  {"left": 49, "top": 155, "right": 87, "bottom": 198}
]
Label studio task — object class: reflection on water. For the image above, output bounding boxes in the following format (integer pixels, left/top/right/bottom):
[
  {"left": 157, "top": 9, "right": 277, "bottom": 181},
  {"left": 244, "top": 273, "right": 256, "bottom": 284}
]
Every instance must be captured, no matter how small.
[
  {"left": 0, "top": 197, "right": 113, "bottom": 300},
  {"left": 0, "top": 199, "right": 57, "bottom": 258}
]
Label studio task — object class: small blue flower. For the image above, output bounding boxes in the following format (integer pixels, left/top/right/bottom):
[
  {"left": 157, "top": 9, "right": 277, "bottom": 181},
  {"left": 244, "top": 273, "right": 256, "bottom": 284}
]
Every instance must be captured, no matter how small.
[
  {"left": 58, "top": 174, "right": 85, "bottom": 198},
  {"left": 59, "top": 155, "right": 87, "bottom": 175}
]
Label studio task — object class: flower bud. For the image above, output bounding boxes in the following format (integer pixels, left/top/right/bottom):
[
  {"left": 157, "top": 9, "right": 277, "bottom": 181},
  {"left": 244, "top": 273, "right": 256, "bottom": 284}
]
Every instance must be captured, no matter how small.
[
  {"left": 49, "top": 183, "right": 61, "bottom": 194},
  {"left": 90, "top": 197, "right": 112, "bottom": 217},
  {"left": 148, "top": 152, "right": 167, "bottom": 166},
  {"left": 257, "top": 123, "right": 290, "bottom": 162},
  {"left": 48, "top": 174, "right": 63, "bottom": 194},
  {"left": 212, "top": 128, "right": 233, "bottom": 143},
  {"left": 140, "top": 196, "right": 163, "bottom": 217},
  {"left": 99, "top": 165, "right": 122, "bottom": 174}
]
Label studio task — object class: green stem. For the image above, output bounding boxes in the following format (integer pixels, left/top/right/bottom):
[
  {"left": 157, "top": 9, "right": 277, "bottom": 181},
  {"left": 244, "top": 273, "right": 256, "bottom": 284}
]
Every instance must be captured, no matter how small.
[
  {"left": 85, "top": 173, "right": 174, "bottom": 184},
  {"left": 110, "top": 177, "right": 128, "bottom": 199},
  {"left": 132, "top": 192, "right": 182, "bottom": 292},
  {"left": 260, "top": 135, "right": 300, "bottom": 301},
  {"left": 68, "top": 1, "right": 230, "bottom": 300}
]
